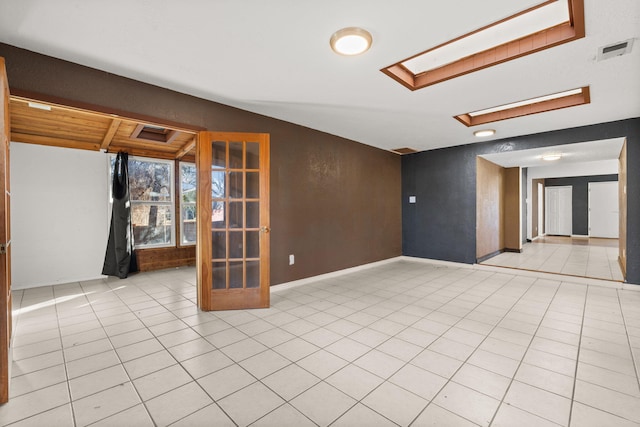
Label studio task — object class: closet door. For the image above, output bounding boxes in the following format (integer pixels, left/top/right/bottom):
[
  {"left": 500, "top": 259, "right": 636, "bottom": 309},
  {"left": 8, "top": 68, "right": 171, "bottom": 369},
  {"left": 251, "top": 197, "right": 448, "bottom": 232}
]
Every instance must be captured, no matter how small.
[{"left": 546, "top": 186, "right": 572, "bottom": 236}]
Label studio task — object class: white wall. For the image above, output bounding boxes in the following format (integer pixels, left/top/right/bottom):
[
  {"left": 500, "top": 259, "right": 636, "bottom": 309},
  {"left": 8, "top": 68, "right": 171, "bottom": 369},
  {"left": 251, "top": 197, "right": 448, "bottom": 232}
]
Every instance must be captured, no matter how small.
[
  {"left": 11, "top": 143, "right": 109, "bottom": 289},
  {"left": 526, "top": 159, "right": 619, "bottom": 239}
]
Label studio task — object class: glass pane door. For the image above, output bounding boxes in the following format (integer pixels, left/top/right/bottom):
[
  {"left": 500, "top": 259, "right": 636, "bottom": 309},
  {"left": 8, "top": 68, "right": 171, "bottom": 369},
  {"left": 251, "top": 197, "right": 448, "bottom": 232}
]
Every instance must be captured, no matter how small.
[{"left": 196, "top": 132, "right": 269, "bottom": 310}]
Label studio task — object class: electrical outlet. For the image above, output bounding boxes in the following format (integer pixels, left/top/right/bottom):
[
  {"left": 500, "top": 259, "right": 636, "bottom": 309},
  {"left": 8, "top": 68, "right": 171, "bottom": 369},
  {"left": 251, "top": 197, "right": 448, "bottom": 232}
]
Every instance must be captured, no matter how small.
[{"left": 289, "top": 254, "right": 295, "bottom": 265}]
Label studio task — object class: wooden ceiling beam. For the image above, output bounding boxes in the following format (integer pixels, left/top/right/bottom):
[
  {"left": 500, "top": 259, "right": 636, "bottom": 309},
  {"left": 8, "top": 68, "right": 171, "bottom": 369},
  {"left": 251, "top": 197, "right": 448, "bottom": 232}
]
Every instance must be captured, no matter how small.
[
  {"left": 101, "top": 119, "right": 121, "bottom": 150},
  {"left": 11, "top": 132, "right": 101, "bottom": 151},
  {"left": 175, "top": 136, "right": 196, "bottom": 160}
]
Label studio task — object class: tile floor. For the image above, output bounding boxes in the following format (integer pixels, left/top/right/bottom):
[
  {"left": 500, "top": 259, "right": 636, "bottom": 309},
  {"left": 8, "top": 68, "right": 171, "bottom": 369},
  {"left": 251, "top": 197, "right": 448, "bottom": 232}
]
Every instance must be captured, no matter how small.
[
  {"left": 2, "top": 260, "right": 640, "bottom": 426},
  {"left": 481, "top": 241, "right": 624, "bottom": 281}
]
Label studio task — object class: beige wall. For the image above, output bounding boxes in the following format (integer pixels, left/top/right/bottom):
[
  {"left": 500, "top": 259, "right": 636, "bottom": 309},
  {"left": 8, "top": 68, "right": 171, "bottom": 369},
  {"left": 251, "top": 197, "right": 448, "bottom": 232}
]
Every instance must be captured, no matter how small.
[{"left": 476, "top": 157, "right": 504, "bottom": 260}]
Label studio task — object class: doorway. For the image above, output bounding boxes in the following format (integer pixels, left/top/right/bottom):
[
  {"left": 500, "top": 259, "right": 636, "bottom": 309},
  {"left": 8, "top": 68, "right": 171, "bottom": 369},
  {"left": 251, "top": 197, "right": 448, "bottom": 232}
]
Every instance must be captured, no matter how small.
[
  {"left": 589, "top": 181, "right": 619, "bottom": 238},
  {"left": 545, "top": 186, "right": 572, "bottom": 236}
]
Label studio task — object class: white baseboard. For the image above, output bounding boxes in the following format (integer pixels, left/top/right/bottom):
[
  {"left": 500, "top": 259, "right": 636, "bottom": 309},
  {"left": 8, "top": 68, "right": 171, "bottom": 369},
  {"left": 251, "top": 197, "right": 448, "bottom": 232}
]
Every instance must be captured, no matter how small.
[{"left": 271, "top": 256, "right": 403, "bottom": 292}]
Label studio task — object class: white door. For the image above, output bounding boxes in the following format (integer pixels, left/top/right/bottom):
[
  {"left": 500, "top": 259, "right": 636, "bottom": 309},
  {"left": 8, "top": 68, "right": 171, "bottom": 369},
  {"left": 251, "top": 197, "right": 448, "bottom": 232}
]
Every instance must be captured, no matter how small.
[
  {"left": 546, "top": 186, "right": 572, "bottom": 236},
  {"left": 589, "top": 181, "right": 618, "bottom": 238},
  {"left": 537, "top": 183, "right": 544, "bottom": 236}
]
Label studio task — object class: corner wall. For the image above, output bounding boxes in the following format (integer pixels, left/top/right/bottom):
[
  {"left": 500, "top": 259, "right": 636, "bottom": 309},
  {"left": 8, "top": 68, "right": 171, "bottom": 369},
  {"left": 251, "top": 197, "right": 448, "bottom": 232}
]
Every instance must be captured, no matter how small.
[
  {"left": 1, "top": 43, "right": 402, "bottom": 287},
  {"left": 402, "top": 118, "right": 640, "bottom": 285},
  {"left": 10, "top": 143, "right": 109, "bottom": 288}
]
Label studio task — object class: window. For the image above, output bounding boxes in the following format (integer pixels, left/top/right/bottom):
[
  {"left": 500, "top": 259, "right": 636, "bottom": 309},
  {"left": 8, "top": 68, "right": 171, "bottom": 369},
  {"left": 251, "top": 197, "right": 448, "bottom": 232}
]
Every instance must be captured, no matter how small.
[
  {"left": 110, "top": 155, "right": 175, "bottom": 248},
  {"left": 180, "top": 162, "right": 197, "bottom": 245}
]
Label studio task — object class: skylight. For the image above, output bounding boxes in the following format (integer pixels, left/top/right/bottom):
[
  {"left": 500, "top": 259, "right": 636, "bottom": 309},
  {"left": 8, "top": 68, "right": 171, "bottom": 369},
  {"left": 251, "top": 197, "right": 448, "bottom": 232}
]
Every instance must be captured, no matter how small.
[
  {"left": 455, "top": 86, "right": 590, "bottom": 126},
  {"left": 381, "top": 0, "right": 585, "bottom": 91},
  {"left": 403, "top": 1, "right": 569, "bottom": 74}
]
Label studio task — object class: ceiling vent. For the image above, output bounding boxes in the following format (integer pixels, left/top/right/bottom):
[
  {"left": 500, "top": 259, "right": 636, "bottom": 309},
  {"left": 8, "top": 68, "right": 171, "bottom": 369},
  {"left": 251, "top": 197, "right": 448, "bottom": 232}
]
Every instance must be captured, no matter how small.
[
  {"left": 598, "top": 39, "right": 634, "bottom": 61},
  {"left": 391, "top": 147, "right": 418, "bottom": 155}
]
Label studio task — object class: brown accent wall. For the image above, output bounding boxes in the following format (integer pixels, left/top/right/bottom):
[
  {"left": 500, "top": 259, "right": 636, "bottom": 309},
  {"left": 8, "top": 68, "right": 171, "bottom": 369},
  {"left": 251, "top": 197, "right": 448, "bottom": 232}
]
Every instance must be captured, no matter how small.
[
  {"left": 619, "top": 139, "right": 628, "bottom": 276},
  {"left": 531, "top": 179, "right": 545, "bottom": 238},
  {"left": 503, "top": 167, "right": 521, "bottom": 251},
  {"left": 0, "top": 44, "right": 402, "bottom": 286},
  {"left": 476, "top": 157, "right": 504, "bottom": 259}
]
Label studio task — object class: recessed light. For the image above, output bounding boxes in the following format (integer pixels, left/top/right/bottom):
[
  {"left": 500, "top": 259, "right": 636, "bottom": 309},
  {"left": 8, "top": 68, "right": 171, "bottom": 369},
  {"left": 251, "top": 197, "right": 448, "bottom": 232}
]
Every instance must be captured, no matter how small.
[
  {"left": 542, "top": 153, "right": 562, "bottom": 161},
  {"left": 474, "top": 129, "right": 495, "bottom": 137},
  {"left": 330, "top": 27, "right": 372, "bottom": 56}
]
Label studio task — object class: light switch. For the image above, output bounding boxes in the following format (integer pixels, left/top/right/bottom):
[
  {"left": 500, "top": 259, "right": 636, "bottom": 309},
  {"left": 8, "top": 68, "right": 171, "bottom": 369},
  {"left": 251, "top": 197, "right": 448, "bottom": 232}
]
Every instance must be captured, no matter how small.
[{"left": 409, "top": 196, "right": 416, "bottom": 204}]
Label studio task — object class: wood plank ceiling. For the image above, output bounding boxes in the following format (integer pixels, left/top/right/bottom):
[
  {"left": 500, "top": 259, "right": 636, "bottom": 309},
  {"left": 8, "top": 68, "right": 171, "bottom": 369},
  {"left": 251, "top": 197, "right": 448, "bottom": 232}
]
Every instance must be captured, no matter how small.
[{"left": 9, "top": 96, "right": 197, "bottom": 161}]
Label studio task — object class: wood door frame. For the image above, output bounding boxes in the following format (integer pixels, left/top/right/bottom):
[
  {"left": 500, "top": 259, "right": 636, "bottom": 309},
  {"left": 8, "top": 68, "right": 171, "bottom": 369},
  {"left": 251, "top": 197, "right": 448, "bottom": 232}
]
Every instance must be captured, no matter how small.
[
  {"left": 0, "top": 56, "right": 12, "bottom": 404},
  {"left": 196, "top": 131, "right": 270, "bottom": 311}
]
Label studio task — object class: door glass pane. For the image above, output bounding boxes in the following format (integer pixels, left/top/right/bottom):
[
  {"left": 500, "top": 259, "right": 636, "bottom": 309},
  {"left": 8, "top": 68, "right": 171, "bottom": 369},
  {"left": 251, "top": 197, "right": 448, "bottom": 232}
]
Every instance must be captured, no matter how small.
[
  {"left": 212, "top": 141, "right": 226, "bottom": 169},
  {"left": 229, "top": 172, "right": 243, "bottom": 198},
  {"left": 212, "top": 201, "right": 225, "bottom": 228},
  {"left": 212, "top": 231, "right": 226, "bottom": 259},
  {"left": 229, "top": 202, "right": 243, "bottom": 229},
  {"left": 246, "top": 142, "right": 259, "bottom": 169},
  {"left": 246, "top": 231, "right": 259, "bottom": 258},
  {"left": 212, "top": 171, "right": 225, "bottom": 198},
  {"left": 229, "top": 261, "right": 243, "bottom": 288},
  {"left": 212, "top": 262, "right": 226, "bottom": 289},
  {"left": 229, "top": 231, "right": 243, "bottom": 259},
  {"left": 229, "top": 142, "right": 243, "bottom": 169},
  {"left": 246, "top": 172, "right": 259, "bottom": 199},
  {"left": 246, "top": 202, "right": 259, "bottom": 228},
  {"left": 246, "top": 261, "right": 259, "bottom": 288}
]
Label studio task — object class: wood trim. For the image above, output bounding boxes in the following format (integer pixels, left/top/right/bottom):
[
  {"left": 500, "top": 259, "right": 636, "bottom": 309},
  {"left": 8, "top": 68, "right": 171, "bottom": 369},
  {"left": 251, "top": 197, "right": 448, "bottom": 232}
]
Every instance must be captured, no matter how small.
[
  {"left": 455, "top": 87, "right": 590, "bottom": 127},
  {"left": 175, "top": 136, "right": 196, "bottom": 160},
  {"left": 100, "top": 119, "right": 121, "bottom": 150},
  {"left": 382, "top": 0, "right": 585, "bottom": 90},
  {"left": 135, "top": 246, "right": 195, "bottom": 272},
  {"left": 10, "top": 132, "right": 101, "bottom": 151},
  {"left": 196, "top": 132, "right": 212, "bottom": 309}
]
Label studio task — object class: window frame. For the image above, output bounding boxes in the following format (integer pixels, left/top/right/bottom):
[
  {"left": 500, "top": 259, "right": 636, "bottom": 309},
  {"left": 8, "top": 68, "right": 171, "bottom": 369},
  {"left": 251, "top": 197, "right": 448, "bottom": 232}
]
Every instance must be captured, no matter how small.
[
  {"left": 179, "top": 161, "right": 197, "bottom": 247},
  {"left": 108, "top": 154, "right": 176, "bottom": 249}
]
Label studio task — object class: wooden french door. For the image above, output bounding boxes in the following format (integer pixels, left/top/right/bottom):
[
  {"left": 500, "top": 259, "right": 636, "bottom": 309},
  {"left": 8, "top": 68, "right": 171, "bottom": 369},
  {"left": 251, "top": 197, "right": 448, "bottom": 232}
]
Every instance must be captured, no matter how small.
[
  {"left": 196, "top": 132, "right": 270, "bottom": 311},
  {"left": 0, "top": 57, "right": 12, "bottom": 403}
]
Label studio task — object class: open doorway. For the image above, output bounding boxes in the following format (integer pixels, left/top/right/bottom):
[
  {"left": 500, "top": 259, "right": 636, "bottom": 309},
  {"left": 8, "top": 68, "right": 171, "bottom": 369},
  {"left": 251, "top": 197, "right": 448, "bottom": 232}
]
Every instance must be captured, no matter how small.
[{"left": 477, "top": 138, "right": 626, "bottom": 282}]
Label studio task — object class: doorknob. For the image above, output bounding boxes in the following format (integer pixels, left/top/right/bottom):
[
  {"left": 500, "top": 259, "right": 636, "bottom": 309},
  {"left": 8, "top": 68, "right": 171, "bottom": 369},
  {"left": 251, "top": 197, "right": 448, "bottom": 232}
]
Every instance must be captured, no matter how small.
[{"left": 260, "top": 226, "right": 270, "bottom": 233}]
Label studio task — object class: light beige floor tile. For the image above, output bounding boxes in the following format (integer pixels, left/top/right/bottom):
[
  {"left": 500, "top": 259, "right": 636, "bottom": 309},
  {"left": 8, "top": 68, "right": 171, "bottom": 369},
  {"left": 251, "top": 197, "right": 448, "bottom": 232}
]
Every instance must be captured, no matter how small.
[
  {"left": 0, "top": 383, "right": 70, "bottom": 426},
  {"left": 239, "top": 349, "right": 290, "bottom": 379},
  {"left": 411, "top": 349, "right": 464, "bottom": 378},
  {"left": 115, "top": 338, "right": 164, "bottom": 362},
  {"left": 180, "top": 349, "right": 233, "bottom": 379},
  {"left": 69, "top": 365, "right": 130, "bottom": 400},
  {"left": 433, "top": 382, "right": 500, "bottom": 427},
  {"left": 515, "top": 363, "right": 574, "bottom": 398},
  {"left": 362, "top": 381, "right": 428, "bottom": 426},
  {"left": 90, "top": 404, "right": 154, "bottom": 427},
  {"left": 389, "top": 363, "right": 447, "bottom": 400},
  {"left": 218, "top": 382, "right": 285, "bottom": 427},
  {"left": 291, "top": 382, "right": 356, "bottom": 427},
  {"left": 504, "top": 381, "right": 571, "bottom": 425},
  {"left": 297, "top": 349, "right": 349, "bottom": 379},
  {"left": 354, "top": 349, "right": 405, "bottom": 379},
  {"left": 133, "top": 364, "right": 192, "bottom": 401},
  {"left": 467, "top": 349, "right": 520, "bottom": 377},
  {"left": 349, "top": 327, "right": 390, "bottom": 347},
  {"left": 326, "top": 364, "right": 385, "bottom": 400},
  {"left": 273, "top": 337, "right": 320, "bottom": 362},
  {"left": 578, "top": 348, "right": 636, "bottom": 376},
  {"left": 170, "top": 403, "right": 235, "bottom": 427},
  {"left": 10, "top": 364, "right": 67, "bottom": 397},
  {"left": 452, "top": 364, "right": 510, "bottom": 400},
  {"left": 492, "top": 403, "right": 561, "bottom": 427},
  {"left": 253, "top": 328, "right": 296, "bottom": 347},
  {"left": 411, "top": 403, "right": 479, "bottom": 427},
  {"left": 13, "top": 337, "right": 62, "bottom": 361},
  {"left": 2, "top": 404, "right": 74, "bottom": 427},
  {"left": 72, "top": 382, "right": 140, "bottom": 427},
  {"left": 523, "top": 348, "right": 576, "bottom": 377},
  {"left": 205, "top": 327, "right": 248, "bottom": 348},
  {"left": 145, "top": 382, "right": 213, "bottom": 427},
  {"left": 197, "top": 363, "right": 256, "bottom": 400},
  {"left": 167, "top": 337, "right": 216, "bottom": 362},
  {"left": 122, "top": 350, "right": 176, "bottom": 380},
  {"left": 429, "top": 337, "right": 476, "bottom": 361},
  {"left": 11, "top": 350, "right": 64, "bottom": 377},
  {"left": 396, "top": 327, "right": 439, "bottom": 347},
  {"left": 574, "top": 379, "right": 640, "bottom": 423},
  {"left": 325, "top": 337, "right": 371, "bottom": 362},
  {"left": 331, "top": 403, "right": 397, "bottom": 427},
  {"left": 577, "top": 362, "right": 640, "bottom": 397},
  {"left": 300, "top": 327, "right": 343, "bottom": 347},
  {"left": 252, "top": 403, "right": 316, "bottom": 427},
  {"left": 570, "top": 402, "right": 638, "bottom": 427},
  {"left": 263, "top": 363, "right": 320, "bottom": 400}
]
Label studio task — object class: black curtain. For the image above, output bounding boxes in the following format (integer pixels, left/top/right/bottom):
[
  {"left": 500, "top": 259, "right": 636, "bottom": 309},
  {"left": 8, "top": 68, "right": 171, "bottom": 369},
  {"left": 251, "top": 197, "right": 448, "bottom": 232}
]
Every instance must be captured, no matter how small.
[{"left": 102, "top": 152, "right": 137, "bottom": 278}]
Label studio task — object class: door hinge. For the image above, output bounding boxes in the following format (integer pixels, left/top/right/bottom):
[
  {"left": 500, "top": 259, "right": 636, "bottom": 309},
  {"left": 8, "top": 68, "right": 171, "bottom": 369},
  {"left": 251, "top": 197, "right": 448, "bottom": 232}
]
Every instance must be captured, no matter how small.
[{"left": 0, "top": 244, "right": 6, "bottom": 255}]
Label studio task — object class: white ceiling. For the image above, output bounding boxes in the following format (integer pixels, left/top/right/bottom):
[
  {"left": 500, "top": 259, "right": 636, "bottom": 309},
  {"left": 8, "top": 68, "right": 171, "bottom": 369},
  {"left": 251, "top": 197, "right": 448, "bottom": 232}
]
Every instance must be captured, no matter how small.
[{"left": 0, "top": 0, "right": 639, "bottom": 153}]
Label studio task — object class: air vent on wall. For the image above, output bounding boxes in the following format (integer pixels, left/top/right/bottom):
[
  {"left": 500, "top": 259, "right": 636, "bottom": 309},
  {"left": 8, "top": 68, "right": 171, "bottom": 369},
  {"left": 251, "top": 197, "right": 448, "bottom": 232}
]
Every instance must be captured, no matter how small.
[
  {"left": 598, "top": 39, "right": 634, "bottom": 61},
  {"left": 391, "top": 147, "right": 418, "bottom": 155}
]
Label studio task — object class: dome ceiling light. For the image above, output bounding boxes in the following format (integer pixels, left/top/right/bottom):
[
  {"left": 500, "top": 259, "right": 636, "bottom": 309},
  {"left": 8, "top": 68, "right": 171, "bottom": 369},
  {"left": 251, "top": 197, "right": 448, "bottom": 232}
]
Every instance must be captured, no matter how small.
[{"left": 330, "top": 27, "right": 373, "bottom": 56}]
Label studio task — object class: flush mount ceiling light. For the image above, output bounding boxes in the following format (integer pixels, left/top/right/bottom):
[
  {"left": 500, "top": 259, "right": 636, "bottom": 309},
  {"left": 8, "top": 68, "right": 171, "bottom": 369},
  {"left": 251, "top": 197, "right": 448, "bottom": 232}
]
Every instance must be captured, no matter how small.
[
  {"left": 474, "top": 129, "right": 495, "bottom": 137},
  {"left": 330, "top": 27, "right": 372, "bottom": 56},
  {"left": 542, "top": 152, "right": 562, "bottom": 161}
]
